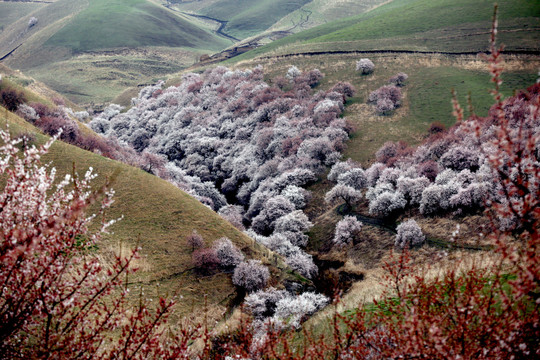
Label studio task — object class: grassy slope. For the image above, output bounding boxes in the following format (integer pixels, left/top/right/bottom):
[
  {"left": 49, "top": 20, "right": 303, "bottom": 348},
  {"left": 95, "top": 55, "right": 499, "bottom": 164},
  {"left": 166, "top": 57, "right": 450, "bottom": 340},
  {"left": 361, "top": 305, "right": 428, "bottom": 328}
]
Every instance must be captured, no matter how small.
[
  {"left": 267, "top": 0, "right": 388, "bottom": 34},
  {"left": 45, "top": 0, "right": 228, "bottom": 53},
  {"left": 0, "top": 2, "right": 43, "bottom": 30},
  {"left": 0, "top": 99, "right": 291, "bottom": 320},
  {"left": 234, "top": 0, "right": 540, "bottom": 59},
  {"left": 198, "top": 0, "right": 311, "bottom": 39}
]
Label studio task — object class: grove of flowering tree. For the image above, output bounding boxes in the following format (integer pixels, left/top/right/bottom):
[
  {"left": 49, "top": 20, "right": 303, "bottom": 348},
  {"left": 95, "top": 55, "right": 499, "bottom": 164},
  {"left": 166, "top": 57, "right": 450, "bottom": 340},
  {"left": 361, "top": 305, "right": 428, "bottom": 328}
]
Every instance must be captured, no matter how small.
[
  {"left": 328, "top": 81, "right": 540, "bottom": 228},
  {"left": 91, "top": 65, "right": 356, "bottom": 278}
]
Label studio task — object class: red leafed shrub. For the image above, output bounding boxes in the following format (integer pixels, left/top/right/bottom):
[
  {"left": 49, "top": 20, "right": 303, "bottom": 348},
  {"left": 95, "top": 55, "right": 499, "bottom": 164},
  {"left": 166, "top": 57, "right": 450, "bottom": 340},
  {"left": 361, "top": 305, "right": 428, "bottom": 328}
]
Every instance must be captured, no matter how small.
[
  {"left": 52, "top": 96, "right": 65, "bottom": 106},
  {"left": 187, "top": 80, "right": 203, "bottom": 93},
  {"left": 192, "top": 247, "right": 220, "bottom": 274},
  {"left": 0, "top": 88, "right": 26, "bottom": 111},
  {"left": 417, "top": 160, "right": 439, "bottom": 181},
  {"left": 330, "top": 81, "right": 356, "bottom": 98},
  {"left": 0, "top": 130, "right": 198, "bottom": 359},
  {"left": 29, "top": 102, "right": 51, "bottom": 117},
  {"left": 37, "top": 115, "right": 81, "bottom": 143}
]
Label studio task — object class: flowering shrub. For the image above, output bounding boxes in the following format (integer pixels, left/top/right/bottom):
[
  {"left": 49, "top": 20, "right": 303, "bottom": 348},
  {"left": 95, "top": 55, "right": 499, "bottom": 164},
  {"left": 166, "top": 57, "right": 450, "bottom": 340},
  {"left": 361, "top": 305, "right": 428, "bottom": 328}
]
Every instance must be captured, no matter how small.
[
  {"left": 332, "top": 216, "right": 363, "bottom": 247},
  {"left": 273, "top": 210, "right": 313, "bottom": 247},
  {"left": 395, "top": 219, "right": 425, "bottom": 248},
  {"left": 192, "top": 247, "right": 220, "bottom": 274},
  {"left": 368, "top": 189, "right": 407, "bottom": 217},
  {"left": 285, "top": 252, "right": 318, "bottom": 279},
  {"left": 324, "top": 184, "right": 363, "bottom": 207},
  {"left": 327, "top": 159, "right": 356, "bottom": 182},
  {"left": 244, "top": 288, "right": 289, "bottom": 320},
  {"left": 28, "top": 16, "right": 38, "bottom": 28},
  {"left": 186, "top": 230, "right": 204, "bottom": 251},
  {"left": 368, "top": 85, "right": 402, "bottom": 114},
  {"left": 286, "top": 65, "right": 301, "bottom": 81},
  {"left": 337, "top": 168, "right": 367, "bottom": 190},
  {"left": 233, "top": 260, "right": 270, "bottom": 293},
  {"left": 273, "top": 292, "right": 328, "bottom": 329},
  {"left": 245, "top": 289, "right": 328, "bottom": 330},
  {"left": 213, "top": 237, "right": 245, "bottom": 269},
  {"left": 355, "top": 58, "right": 375, "bottom": 75},
  {"left": 218, "top": 205, "right": 245, "bottom": 230},
  {"left": 388, "top": 72, "right": 408, "bottom": 86}
]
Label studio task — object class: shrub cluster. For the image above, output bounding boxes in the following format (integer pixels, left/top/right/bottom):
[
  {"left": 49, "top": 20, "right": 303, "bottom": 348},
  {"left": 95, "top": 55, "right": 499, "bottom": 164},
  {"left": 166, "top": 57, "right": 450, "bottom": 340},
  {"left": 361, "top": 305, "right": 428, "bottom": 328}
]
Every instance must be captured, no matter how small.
[
  {"left": 395, "top": 219, "right": 425, "bottom": 248},
  {"left": 368, "top": 85, "right": 402, "bottom": 115},
  {"left": 191, "top": 235, "right": 247, "bottom": 275},
  {"left": 245, "top": 288, "right": 328, "bottom": 329}
]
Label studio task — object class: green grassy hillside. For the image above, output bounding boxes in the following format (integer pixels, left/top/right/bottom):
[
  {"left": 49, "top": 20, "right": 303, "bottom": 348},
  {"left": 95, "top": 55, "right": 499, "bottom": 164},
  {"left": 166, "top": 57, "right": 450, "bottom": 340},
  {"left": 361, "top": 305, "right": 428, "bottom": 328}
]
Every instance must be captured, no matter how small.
[
  {"left": 46, "top": 0, "right": 227, "bottom": 53},
  {"left": 234, "top": 0, "right": 540, "bottom": 59}
]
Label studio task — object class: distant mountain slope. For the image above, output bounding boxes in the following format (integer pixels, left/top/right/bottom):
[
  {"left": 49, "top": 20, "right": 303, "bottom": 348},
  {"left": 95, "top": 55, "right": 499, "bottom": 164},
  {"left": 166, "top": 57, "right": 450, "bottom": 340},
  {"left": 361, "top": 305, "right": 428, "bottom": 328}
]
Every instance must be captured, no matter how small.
[
  {"left": 267, "top": 0, "right": 391, "bottom": 34},
  {"left": 234, "top": 0, "right": 540, "bottom": 59},
  {"left": 0, "top": 0, "right": 231, "bottom": 105},
  {"left": 168, "top": 0, "right": 388, "bottom": 41},
  {"left": 45, "top": 0, "right": 227, "bottom": 53}
]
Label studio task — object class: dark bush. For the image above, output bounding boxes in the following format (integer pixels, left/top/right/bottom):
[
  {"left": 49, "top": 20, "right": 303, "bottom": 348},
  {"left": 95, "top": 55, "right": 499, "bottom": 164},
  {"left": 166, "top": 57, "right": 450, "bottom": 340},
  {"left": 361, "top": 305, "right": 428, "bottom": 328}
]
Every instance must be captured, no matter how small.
[
  {"left": 1, "top": 88, "right": 26, "bottom": 111},
  {"left": 192, "top": 248, "right": 219, "bottom": 274},
  {"left": 429, "top": 121, "right": 446, "bottom": 134}
]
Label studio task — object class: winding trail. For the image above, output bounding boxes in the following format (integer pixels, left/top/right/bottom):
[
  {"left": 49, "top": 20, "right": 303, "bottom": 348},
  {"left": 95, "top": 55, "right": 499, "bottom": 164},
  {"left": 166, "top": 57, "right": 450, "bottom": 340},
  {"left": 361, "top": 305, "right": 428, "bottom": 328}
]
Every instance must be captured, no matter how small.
[
  {"left": 163, "top": 2, "right": 240, "bottom": 42},
  {"left": 179, "top": 12, "right": 240, "bottom": 42}
]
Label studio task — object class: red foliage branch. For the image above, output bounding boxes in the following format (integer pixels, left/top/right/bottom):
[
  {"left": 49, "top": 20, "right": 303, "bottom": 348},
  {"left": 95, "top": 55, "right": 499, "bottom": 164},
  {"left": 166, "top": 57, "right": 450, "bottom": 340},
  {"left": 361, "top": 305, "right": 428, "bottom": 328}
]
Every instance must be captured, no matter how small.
[{"left": 0, "top": 129, "right": 201, "bottom": 359}]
